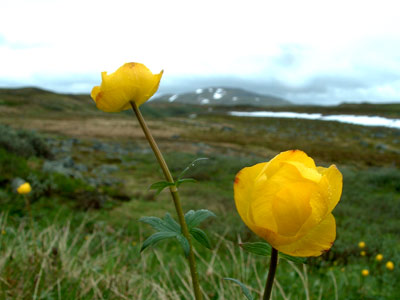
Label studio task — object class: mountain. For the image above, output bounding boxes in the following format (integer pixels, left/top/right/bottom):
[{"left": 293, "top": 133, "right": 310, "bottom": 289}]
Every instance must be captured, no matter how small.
[{"left": 151, "top": 87, "right": 291, "bottom": 107}]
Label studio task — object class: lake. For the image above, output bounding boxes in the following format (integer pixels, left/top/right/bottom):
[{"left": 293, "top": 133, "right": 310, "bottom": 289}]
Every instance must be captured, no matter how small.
[{"left": 229, "top": 111, "right": 400, "bottom": 129}]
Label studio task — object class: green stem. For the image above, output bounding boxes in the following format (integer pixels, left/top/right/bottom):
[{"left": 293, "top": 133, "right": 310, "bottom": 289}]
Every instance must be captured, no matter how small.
[
  {"left": 263, "top": 248, "right": 278, "bottom": 300},
  {"left": 130, "top": 102, "right": 203, "bottom": 300}
]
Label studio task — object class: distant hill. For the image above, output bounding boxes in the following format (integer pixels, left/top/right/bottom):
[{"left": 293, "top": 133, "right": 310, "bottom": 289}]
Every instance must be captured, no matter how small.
[
  {"left": 152, "top": 87, "right": 292, "bottom": 107},
  {"left": 0, "top": 87, "right": 97, "bottom": 114}
]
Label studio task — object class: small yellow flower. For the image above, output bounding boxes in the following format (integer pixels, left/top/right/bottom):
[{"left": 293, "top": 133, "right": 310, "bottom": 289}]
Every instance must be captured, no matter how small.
[
  {"left": 91, "top": 62, "right": 163, "bottom": 112},
  {"left": 360, "top": 251, "right": 366, "bottom": 256},
  {"left": 1, "top": 230, "right": 5, "bottom": 235},
  {"left": 132, "top": 241, "right": 137, "bottom": 247},
  {"left": 361, "top": 269, "right": 369, "bottom": 276},
  {"left": 17, "top": 182, "right": 32, "bottom": 195},
  {"left": 234, "top": 150, "right": 343, "bottom": 257},
  {"left": 386, "top": 261, "right": 394, "bottom": 271},
  {"left": 358, "top": 241, "right": 366, "bottom": 248},
  {"left": 84, "top": 235, "right": 90, "bottom": 241},
  {"left": 376, "top": 254, "right": 383, "bottom": 262}
]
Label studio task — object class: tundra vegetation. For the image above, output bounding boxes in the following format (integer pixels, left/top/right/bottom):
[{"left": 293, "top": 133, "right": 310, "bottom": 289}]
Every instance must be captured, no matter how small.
[{"left": 0, "top": 87, "right": 399, "bottom": 299}]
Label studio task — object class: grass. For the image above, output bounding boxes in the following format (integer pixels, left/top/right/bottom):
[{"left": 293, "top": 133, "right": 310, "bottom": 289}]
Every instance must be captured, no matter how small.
[{"left": 0, "top": 91, "right": 399, "bottom": 299}]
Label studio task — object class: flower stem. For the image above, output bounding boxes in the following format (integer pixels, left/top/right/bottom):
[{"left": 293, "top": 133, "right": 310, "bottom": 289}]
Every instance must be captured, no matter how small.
[
  {"left": 263, "top": 248, "right": 278, "bottom": 300},
  {"left": 130, "top": 102, "right": 203, "bottom": 300}
]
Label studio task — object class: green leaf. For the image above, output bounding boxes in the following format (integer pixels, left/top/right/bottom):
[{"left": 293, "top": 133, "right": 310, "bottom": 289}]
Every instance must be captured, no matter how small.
[
  {"left": 175, "top": 178, "right": 197, "bottom": 188},
  {"left": 178, "top": 157, "right": 209, "bottom": 180},
  {"left": 149, "top": 181, "right": 175, "bottom": 195},
  {"left": 140, "top": 231, "right": 178, "bottom": 252},
  {"left": 240, "top": 242, "right": 307, "bottom": 264},
  {"left": 176, "top": 234, "right": 190, "bottom": 257},
  {"left": 139, "top": 216, "right": 178, "bottom": 233},
  {"left": 190, "top": 227, "right": 212, "bottom": 249},
  {"left": 240, "top": 242, "right": 272, "bottom": 257},
  {"left": 223, "top": 278, "right": 254, "bottom": 300},
  {"left": 279, "top": 252, "right": 307, "bottom": 264},
  {"left": 184, "top": 209, "right": 216, "bottom": 230},
  {"left": 163, "top": 213, "right": 181, "bottom": 233}
]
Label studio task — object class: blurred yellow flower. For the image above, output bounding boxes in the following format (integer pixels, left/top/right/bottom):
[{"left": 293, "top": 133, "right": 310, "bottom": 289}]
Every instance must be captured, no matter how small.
[
  {"left": 386, "top": 261, "right": 394, "bottom": 271},
  {"left": 1, "top": 230, "right": 5, "bottom": 235},
  {"left": 132, "top": 241, "right": 137, "bottom": 247},
  {"left": 91, "top": 62, "right": 163, "bottom": 112},
  {"left": 358, "top": 241, "right": 366, "bottom": 248},
  {"left": 376, "top": 254, "right": 383, "bottom": 262},
  {"left": 234, "top": 150, "right": 343, "bottom": 257},
  {"left": 360, "top": 251, "right": 366, "bottom": 256},
  {"left": 361, "top": 269, "right": 369, "bottom": 276},
  {"left": 17, "top": 182, "right": 31, "bottom": 195}
]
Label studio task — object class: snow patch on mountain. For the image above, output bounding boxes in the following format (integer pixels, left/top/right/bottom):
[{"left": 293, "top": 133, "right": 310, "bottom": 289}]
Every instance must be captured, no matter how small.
[{"left": 169, "top": 94, "right": 178, "bottom": 102}]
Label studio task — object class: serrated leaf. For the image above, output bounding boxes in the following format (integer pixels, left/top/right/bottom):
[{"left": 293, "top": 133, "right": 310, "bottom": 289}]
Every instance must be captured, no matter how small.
[
  {"left": 223, "top": 278, "right": 254, "bottom": 300},
  {"left": 190, "top": 227, "right": 212, "bottom": 249},
  {"left": 240, "top": 242, "right": 306, "bottom": 264},
  {"left": 163, "top": 213, "right": 181, "bottom": 233},
  {"left": 176, "top": 234, "right": 190, "bottom": 257},
  {"left": 184, "top": 209, "right": 216, "bottom": 230},
  {"left": 175, "top": 178, "right": 197, "bottom": 188},
  {"left": 139, "top": 216, "right": 176, "bottom": 232},
  {"left": 149, "top": 181, "right": 175, "bottom": 195},
  {"left": 240, "top": 242, "right": 272, "bottom": 257},
  {"left": 140, "top": 231, "right": 178, "bottom": 252}
]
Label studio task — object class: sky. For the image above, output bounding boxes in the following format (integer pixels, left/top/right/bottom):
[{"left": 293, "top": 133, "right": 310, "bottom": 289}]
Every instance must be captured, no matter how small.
[{"left": 0, "top": 0, "right": 400, "bottom": 105}]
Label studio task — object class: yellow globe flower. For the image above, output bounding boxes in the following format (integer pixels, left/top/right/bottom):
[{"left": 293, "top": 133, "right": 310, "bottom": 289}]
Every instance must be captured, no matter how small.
[
  {"left": 361, "top": 269, "right": 369, "bottom": 276},
  {"left": 386, "top": 261, "right": 394, "bottom": 271},
  {"left": 91, "top": 62, "right": 163, "bottom": 112},
  {"left": 358, "top": 241, "right": 366, "bottom": 249},
  {"left": 376, "top": 254, "right": 383, "bottom": 262},
  {"left": 360, "top": 251, "right": 366, "bottom": 256},
  {"left": 17, "top": 182, "right": 32, "bottom": 194},
  {"left": 234, "top": 150, "right": 342, "bottom": 257}
]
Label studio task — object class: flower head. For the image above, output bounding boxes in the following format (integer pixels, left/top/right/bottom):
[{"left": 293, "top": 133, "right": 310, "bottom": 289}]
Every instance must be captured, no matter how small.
[
  {"left": 234, "top": 150, "right": 343, "bottom": 257},
  {"left": 17, "top": 182, "right": 31, "bottom": 195},
  {"left": 376, "top": 254, "right": 383, "bottom": 262},
  {"left": 361, "top": 269, "right": 369, "bottom": 276},
  {"left": 386, "top": 261, "right": 394, "bottom": 271},
  {"left": 91, "top": 62, "right": 163, "bottom": 112},
  {"left": 360, "top": 251, "right": 366, "bottom": 257},
  {"left": 358, "top": 241, "right": 366, "bottom": 249}
]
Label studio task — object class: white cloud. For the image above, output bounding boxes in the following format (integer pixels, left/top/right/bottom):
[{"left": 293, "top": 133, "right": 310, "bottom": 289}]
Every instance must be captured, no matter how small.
[{"left": 0, "top": 0, "right": 400, "bottom": 103}]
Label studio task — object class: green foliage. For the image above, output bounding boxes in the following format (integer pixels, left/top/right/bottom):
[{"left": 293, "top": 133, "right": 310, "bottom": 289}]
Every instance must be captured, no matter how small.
[
  {"left": 0, "top": 124, "right": 52, "bottom": 158},
  {"left": 184, "top": 209, "right": 216, "bottom": 229},
  {"left": 240, "top": 242, "right": 307, "bottom": 264}
]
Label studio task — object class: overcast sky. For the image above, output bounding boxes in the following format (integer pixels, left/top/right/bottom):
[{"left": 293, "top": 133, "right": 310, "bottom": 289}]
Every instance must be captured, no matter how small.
[{"left": 1, "top": 0, "right": 400, "bottom": 104}]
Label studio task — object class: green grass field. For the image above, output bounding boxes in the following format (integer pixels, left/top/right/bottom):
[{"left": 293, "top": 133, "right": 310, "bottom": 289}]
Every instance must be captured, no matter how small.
[{"left": 0, "top": 91, "right": 399, "bottom": 299}]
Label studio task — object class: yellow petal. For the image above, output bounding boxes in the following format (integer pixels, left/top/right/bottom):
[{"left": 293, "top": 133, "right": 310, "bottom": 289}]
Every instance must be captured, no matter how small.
[
  {"left": 234, "top": 163, "right": 277, "bottom": 232},
  {"left": 17, "top": 182, "right": 31, "bottom": 194},
  {"left": 91, "top": 63, "right": 163, "bottom": 112},
  {"left": 317, "top": 165, "right": 343, "bottom": 212},
  {"left": 275, "top": 213, "right": 336, "bottom": 257}
]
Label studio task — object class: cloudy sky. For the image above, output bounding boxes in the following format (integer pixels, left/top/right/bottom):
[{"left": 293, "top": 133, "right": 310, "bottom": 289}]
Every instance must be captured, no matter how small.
[{"left": 1, "top": 0, "right": 399, "bottom": 104}]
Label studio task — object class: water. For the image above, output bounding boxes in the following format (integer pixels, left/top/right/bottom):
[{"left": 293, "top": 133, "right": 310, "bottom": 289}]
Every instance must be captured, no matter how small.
[{"left": 229, "top": 111, "right": 400, "bottom": 129}]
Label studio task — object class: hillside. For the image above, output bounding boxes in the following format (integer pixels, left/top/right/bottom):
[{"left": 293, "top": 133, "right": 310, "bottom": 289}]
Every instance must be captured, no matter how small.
[{"left": 151, "top": 87, "right": 291, "bottom": 107}]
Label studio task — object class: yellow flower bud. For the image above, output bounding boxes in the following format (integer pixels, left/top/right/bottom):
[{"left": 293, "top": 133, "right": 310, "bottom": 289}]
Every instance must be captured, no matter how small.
[
  {"left": 91, "top": 62, "right": 163, "bottom": 112},
  {"left": 386, "top": 261, "right": 394, "bottom": 271},
  {"left": 376, "top": 254, "right": 383, "bottom": 262},
  {"left": 17, "top": 182, "right": 32, "bottom": 195},
  {"left": 360, "top": 251, "right": 366, "bottom": 256},
  {"left": 361, "top": 269, "right": 369, "bottom": 276},
  {"left": 358, "top": 241, "right": 366, "bottom": 248},
  {"left": 234, "top": 150, "right": 343, "bottom": 257}
]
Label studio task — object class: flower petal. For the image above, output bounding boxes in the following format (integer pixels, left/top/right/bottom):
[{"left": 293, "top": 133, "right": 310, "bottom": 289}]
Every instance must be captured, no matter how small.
[
  {"left": 91, "top": 63, "right": 163, "bottom": 112},
  {"left": 317, "top": 165, "right": 343, "bottom": 212},
  {"left": 275, "top": 213, "right": 336, "bottom": 257}
]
